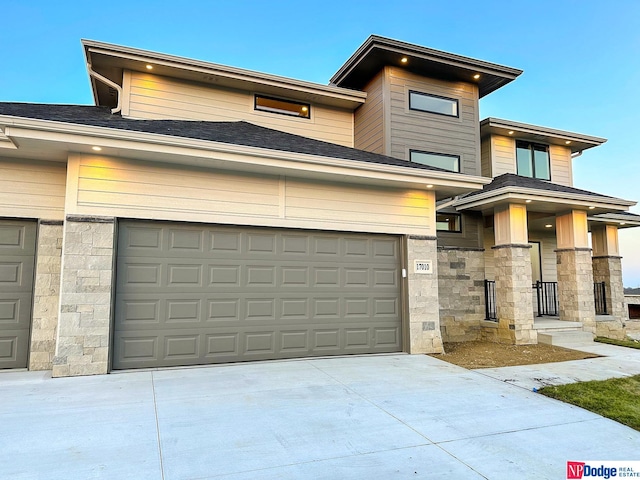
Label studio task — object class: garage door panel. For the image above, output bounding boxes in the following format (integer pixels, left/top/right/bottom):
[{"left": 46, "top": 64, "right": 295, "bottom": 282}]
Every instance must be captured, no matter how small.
[{"left": 114, "top": 221, "right": 402, "bottom": 369}]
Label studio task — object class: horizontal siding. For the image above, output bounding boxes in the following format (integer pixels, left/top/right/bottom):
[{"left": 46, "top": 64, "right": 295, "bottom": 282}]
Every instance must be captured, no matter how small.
[
  {"left": 437, "top": 212, "right": 483, "bottom": 249},
  {"left": 0, "top": 159, "right": 66, "bottom": 220},
  {"left": 483, "top": 227, "right": 495, "bottom": 281},
  {"left": 126, "top": 72, "right": 354, "bottom": 147},
  {"left": 387, "top": 67, "right": 480, "bottom": 176},
  {"left": 481, "top": 137, "right": 491, "bottom": 177},
  {"left": 529, "top": 232, "right": 558, "bottom": 282},
  {"left": 69, "top": 155, "right": 435, "bottom": 236},
  {"left": 549, "top": 145, "right": 573, "bottom": 186},
  {"left": 354, "top": 71, "right": 384, "bottom": 154},
  {"left": 491, "top": 135, "right": 516, "bottom": 176}
]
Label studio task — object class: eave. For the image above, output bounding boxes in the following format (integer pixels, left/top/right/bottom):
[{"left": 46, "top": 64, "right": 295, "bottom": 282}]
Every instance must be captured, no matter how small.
[
  {"left": 0, "top": 115, "right": 489, "bottom": 199},
  {"left": 480, "top": 118, "right": 606, "bottom": 154},
  {"left": 82, "top": 40, "right": 367, "bottom": 110},
  {"left": 330, "top": 35, "right": 522, "bottom": 98}
]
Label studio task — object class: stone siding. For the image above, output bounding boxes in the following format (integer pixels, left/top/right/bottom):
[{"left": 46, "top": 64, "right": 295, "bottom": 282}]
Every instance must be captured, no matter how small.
[
  {"left": 437, "top": 247, "right": 485, "bottom": 342},
  {"left": 592, "top": 256, "right": 627, "bottom": 322},
  {"left": 406, "top": 236, "right": 443, "bottom": 354},
  {"left": 557, "top": 248, "right": 596, "bottom": 333},
  {"left": 52, "top": 217, "right": 115, "bottom": 377},
  {"left": 488, "top": 245, "right": 536, "bottom": 345},
  {"left": 28, "top": 222, "right": 64, "bottom": 370}
]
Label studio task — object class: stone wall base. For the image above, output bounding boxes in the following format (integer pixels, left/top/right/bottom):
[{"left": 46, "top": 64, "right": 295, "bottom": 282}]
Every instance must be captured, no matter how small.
[{"left": 595, "top": 316, "right": 627, "bottom": 340}]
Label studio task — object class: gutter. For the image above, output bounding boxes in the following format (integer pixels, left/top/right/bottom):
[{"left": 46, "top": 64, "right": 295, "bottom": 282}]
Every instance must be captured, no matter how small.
[{"left": 86, "top": 64, "right": 123, "bottom": 114}]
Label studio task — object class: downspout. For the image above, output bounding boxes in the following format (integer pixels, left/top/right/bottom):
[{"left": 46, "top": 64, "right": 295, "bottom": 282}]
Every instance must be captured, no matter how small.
[{"left": 87, "top": 64, "right": 123, "bottom": 114}]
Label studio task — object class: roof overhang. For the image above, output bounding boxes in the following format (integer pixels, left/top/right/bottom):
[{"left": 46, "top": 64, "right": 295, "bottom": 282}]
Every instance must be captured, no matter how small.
[
  {"left": 330, "top": 35, "right": 522, "bottom": 98},
  {"left": 588, "top": 212, "right": 640, "bottom": 229},
  {"left": 480, "top": 118, "right": 606, "bottom": 154},
  {"left": 82, "top": 40, "right": 367, "bottom": 110},
  {"left": 0, "top": 114, "right": 488, "bottom": 199},
  {"left": 453, "top": 186, "right": 635, "bottom": 216}
]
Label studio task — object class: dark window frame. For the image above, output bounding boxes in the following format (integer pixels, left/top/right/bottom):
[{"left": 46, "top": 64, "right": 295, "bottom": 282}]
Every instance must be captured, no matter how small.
[
  {"left": 409, "top": 149, "right": 461, "bottom": 173},
  {"left": 515, "top": 140, "right": 551, "bottom": 180},
  {"left": 436, "top": 213, "right": 462, "bottom": 233},
  {"left": 254, "top": 94, "right": 311, "bottom": 119},
  {"left": 408, "top": 90, "right": 459, "bottom": 118}
]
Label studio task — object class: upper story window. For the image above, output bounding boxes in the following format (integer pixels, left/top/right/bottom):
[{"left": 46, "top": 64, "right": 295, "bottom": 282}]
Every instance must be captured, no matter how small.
[
  {"left": 255, "top": 95, "right": 310, "bottom": 119},
  {"left": 516, "top": 141, "right": 550, "bottom": 180},
  {"left": 409, "top": 90, "right": 459, "bottom": 117},
  {"left": 410, "top": 150, "right": 460, "bottom": 172}
]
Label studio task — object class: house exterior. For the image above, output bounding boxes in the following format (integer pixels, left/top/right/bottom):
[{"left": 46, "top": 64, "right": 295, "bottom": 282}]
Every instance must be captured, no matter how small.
[{"left": 0, "top": 35, "right": 638, "bottom": 377}]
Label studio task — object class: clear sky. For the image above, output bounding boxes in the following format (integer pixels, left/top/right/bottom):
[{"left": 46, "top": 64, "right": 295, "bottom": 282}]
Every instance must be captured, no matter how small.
[{"left": 2, "top": 0, "right": 639, "bottom": 285}]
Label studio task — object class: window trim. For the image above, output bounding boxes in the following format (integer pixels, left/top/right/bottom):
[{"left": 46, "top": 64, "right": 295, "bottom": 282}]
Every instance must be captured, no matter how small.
[
  {"left": 436, "top": 213, "right": 462, "bottom": 233},
  {"left": 515, "top": 140, "right": 551, "bottom": 181},
  {"left": 409, "top": 149, "right": 461, "bottom": 173},
  {"left": 254, "top": 94, "right": 311, "bottom": 119},
  {"left": 408, "top": 90, "right": 459, "bottom": 118}
]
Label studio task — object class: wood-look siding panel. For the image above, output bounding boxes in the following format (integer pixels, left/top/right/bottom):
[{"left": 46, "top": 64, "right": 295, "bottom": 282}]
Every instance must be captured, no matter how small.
[
  {"left": 354, "top": 71, "right": 384, "bottom": 154},
  {"left": 126, "top": 72, "right": 354, "bottom": 147},
  {"left": 491, "top": 135, "right": 516, "bottom": 176},
  {"left": 69, "top": 155, "right": 435, "bottom": 236},
  {"left": 549, "top": 145, "right": 573, "bottom": 186},
  {"left": 386, "top": 67, "right": 480, "bottom": 176},
  {"left": 481, "top": 137, "right": 492, "bottom": 178},
  {"left": 0, "top": 159, "right": 66, "bottom": 220}
]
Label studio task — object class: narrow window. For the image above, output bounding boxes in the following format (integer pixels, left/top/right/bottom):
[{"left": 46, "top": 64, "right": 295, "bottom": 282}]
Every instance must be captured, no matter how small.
[
  {"left": 409, "top": 91, "right": 458, "bottom": 117},
  {"left": 255, "top": 95, "right": 310, "bottom": 118},
  {"left": 516, "top": 141, "right": 550, "bottom": 180},
  {"left": 410, "top": 150, "right": 460, "bottom": 172},
  {"left": 436, "top": 213, "right": 462, "bottom": 233}
]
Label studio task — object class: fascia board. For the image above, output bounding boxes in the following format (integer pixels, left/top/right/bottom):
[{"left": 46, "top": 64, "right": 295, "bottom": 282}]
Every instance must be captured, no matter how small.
[{"left": 2, "top": 118, "right": 489, "bottom": 191}]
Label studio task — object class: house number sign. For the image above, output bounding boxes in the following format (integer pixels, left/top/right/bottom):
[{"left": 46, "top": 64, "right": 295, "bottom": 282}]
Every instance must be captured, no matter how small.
[{"left": 414, "top": 260, "right": 433, "bottom": 274}]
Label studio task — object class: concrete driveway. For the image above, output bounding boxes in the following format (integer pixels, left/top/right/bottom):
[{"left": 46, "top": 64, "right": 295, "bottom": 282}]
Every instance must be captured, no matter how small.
[{"left": 1, "top": 354, "right": 639, "bottom": 479}]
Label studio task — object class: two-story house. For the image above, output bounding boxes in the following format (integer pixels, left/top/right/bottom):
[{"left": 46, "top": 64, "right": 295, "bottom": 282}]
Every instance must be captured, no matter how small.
[{"left": 0, "top": 35, "right": 637, "bottom": 377}]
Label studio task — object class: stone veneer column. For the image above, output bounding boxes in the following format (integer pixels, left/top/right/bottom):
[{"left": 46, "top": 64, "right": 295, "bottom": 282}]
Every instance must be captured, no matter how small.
[
  {"left": 592, "top": 255, "right": 627, "bottom": 339},
  {"left": 28, "top": 221, "right": 64, "bottom": 371},
  {"left": 493, "top": 244, "right": 536, "bottom": 344},
  {"left": 556, "top": 248, "right": 596, "bottom": 332},
  {"left": 406, "top": 236, "right": 443, "bottom": 354},
  {"left": 52, "top": 216, "right": 116, "bottom": 377}
]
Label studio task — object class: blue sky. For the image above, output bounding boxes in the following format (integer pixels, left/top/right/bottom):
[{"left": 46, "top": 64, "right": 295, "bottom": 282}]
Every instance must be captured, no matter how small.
[{"left": 2, "top": 0, "right": 639, "bottom": 285}]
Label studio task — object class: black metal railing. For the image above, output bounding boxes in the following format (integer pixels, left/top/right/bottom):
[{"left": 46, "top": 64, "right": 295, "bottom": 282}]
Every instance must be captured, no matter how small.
[
  {"left": 536, "top": 281, "right": 559, "bottom": 316},
  {"left": 594, "top": 281, "right": 608, "bottom": 315},
  {"left": 484, "top": 280, "right": 497, "bottom": 321}
]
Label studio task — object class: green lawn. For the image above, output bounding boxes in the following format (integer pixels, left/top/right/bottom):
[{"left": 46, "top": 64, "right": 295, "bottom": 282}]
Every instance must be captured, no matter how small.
[
  {"left": 595, "top": 336, "right": 640, "bottom": 349},
  {"left": 538, "top": 375, "right": 640, "bottom": 431}
]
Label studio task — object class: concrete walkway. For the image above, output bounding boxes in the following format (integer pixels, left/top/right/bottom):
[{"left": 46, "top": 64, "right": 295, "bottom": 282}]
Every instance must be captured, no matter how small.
[{"left": 1, "top": 353, "right": 639, "bottom": 480}]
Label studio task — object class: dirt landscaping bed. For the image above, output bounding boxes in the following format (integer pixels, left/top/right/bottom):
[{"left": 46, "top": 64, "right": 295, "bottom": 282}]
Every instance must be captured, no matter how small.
[{"left": 428, "top": 341, "right": 600, "bottom": 369}]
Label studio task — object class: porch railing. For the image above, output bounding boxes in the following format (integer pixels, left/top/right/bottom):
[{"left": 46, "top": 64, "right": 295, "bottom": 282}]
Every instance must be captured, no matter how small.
[
  {"left": 484, "top": 280, "right": 497, "bottom": 321},
  {"left": 536, "top": 281, "right": 559, "bottom": 317},
  {"left": 594, "top": 281, "right": 608, "bottom": 315}
]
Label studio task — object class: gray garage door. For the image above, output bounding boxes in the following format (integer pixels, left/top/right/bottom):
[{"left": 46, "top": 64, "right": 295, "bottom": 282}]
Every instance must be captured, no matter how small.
[
  {"left": 113, "top": 221, "right": 402, "bottom": 369},
  {"left": 0, "top": 220, "right": 36, "bottom": 369}
]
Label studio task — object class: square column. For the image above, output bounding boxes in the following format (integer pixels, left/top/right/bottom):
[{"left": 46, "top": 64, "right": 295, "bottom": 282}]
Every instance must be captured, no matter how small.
[
  {"left": 52, "top": 216, "right": 116, "bottom": 377},
  {"left": 28, "top": 221, "right": 64, "bottom": 371},
  {"left": 406, "top": 236, "right": 443, "bottom": 354},
  {"left": 492, "top": 204, "right": 536, "bottom": 344},
  {"left": 555, "top": 210, "right": 595, "bottom": 332}
]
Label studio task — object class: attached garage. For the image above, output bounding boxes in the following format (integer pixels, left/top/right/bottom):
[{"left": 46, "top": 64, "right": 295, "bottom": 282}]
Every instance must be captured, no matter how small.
[
  {"left": 0, "top": 220, "right": 36, "bottom": 369},
  {"left": 113, "top": 221, "right": 403, "bottom": 369}
]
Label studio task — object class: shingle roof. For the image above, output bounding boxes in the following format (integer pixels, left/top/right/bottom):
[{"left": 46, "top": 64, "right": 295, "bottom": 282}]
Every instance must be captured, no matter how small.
[
  {"left": 463, "top": 173, "right": 618, "bottom": 200},
  {"left": 0, "top": 102, "right": 456, "bottom": 174}
]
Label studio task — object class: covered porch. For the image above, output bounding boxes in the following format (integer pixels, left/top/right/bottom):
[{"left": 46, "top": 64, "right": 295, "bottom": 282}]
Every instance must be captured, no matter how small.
[{"left": 454, "top": 173, "right": 640, "bottom": 344}]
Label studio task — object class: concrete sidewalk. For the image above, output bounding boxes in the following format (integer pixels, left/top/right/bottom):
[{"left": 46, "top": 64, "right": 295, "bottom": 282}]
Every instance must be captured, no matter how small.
[{"left": 1, "top": 353, "right": 639, "bottom": 480}]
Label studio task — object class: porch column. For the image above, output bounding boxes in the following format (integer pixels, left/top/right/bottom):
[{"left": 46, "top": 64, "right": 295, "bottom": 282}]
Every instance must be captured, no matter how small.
[
  {"left": 52, "top": 216, "right": 116, "bottom": 377},
  {"left": 406, "top": 236, "right": 443, "bottom": 354},
  {"left": 492, "top": 204, "right": 536, "bottom": 344},
  {"left": 555, "top": 210, "right": 596, "bottom": 333},
  {"left": 592, "top": 224, "right": 627, "bottom": 338}
]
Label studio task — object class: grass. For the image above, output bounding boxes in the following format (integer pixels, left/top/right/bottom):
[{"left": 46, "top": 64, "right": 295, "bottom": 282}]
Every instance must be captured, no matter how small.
[
  {"left": 594, "top": 336, "right": 640, "bottom": 349},
  {"left": 538, "top": 375, "right": 640, "bottom": 431}
]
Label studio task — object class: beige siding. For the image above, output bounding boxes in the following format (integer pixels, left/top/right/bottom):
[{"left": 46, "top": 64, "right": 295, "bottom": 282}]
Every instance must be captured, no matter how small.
[
  {"left": 66, "top": 154, "right": 435, "bottom": 236},
  {"left": 386, "top": 67, "right": 480, "bottom": 175},
  {"left": 0, "top": 159, "right": 66, "bottom": 220},
  {"left": 529, "top": 231, "right": 558, "bottom": 282},
  {"left": 354, "top": 71, "right": 384, "bottom": 154},
  {"left": 125, "top": 72, "right": 355, "bottom": 147},
  {"left": 481, "top": 136, "right": 492, "bottom": 177},
  {"left": 491, "top": 135, "right": 516, "bottom": 176},
  {"left": 483, "top": 227, "right": 495, "bottom": 280},
  {"left": 549, "top": 145, "right": 573, "bottom": 186}
]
